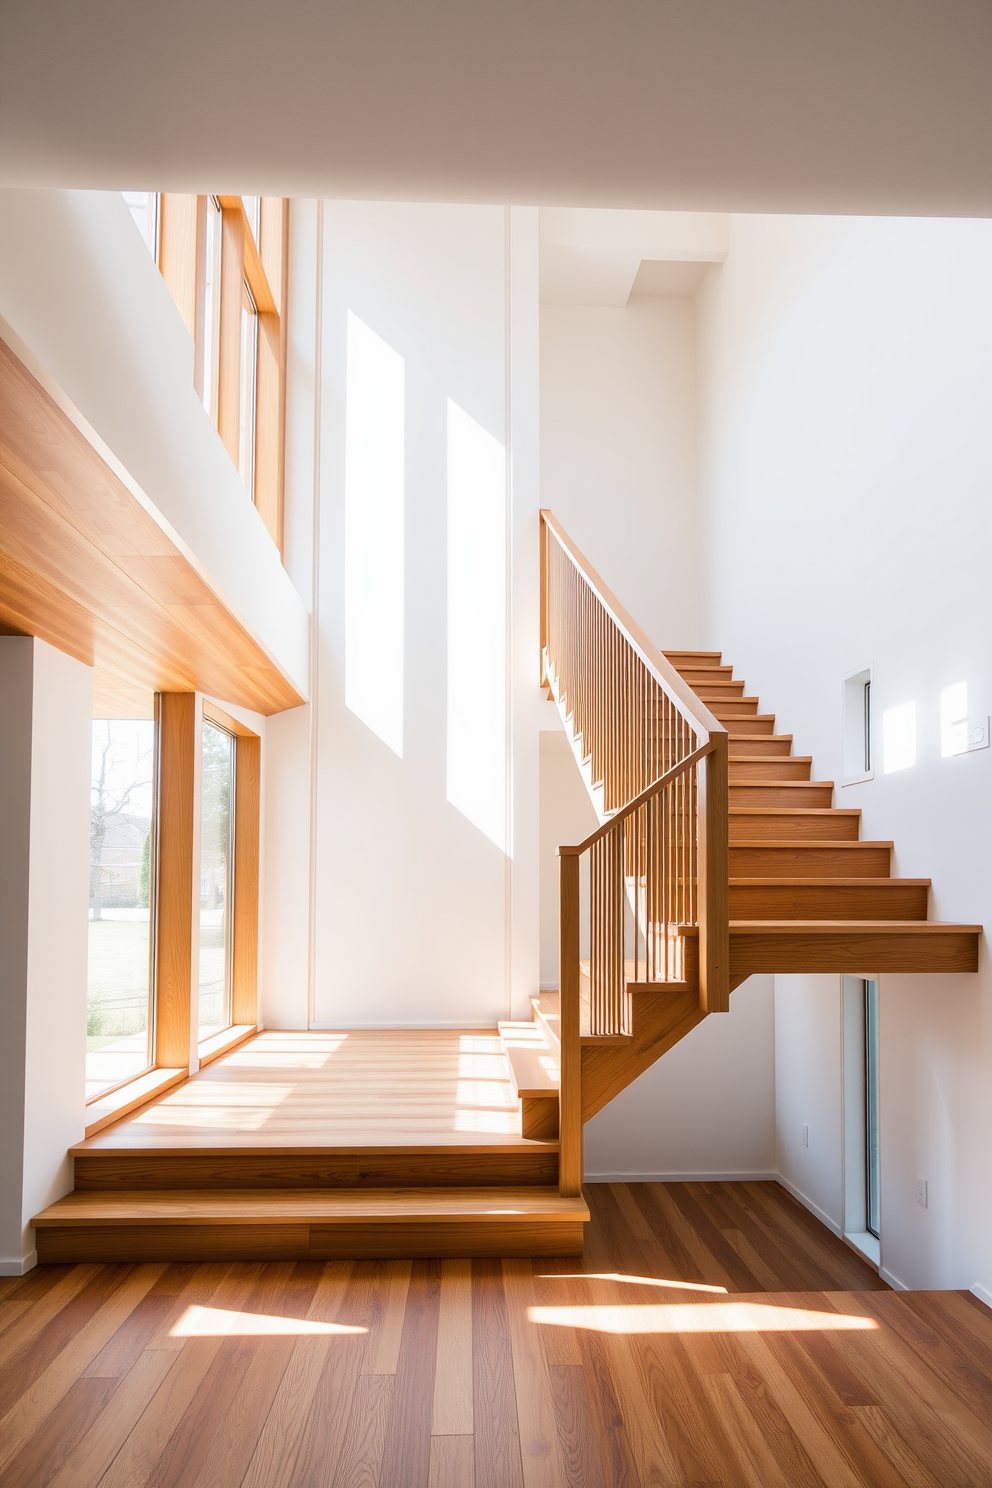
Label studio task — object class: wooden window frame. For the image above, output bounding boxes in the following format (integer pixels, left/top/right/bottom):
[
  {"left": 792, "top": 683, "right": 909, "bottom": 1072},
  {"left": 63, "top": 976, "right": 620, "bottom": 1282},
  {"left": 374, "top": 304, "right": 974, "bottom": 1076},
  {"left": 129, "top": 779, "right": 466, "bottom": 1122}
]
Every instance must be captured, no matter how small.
[
  {"left": 158, "top": 192, "right": 289, "bottom": 556},
  {"left": 84, "top": 692, "right": 261, "bottom": 1135}
]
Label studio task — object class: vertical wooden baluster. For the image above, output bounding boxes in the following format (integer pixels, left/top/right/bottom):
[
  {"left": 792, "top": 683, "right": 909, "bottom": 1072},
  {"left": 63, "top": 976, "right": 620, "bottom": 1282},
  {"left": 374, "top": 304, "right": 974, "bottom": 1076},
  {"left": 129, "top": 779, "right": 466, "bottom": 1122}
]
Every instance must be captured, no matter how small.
[{"left": 558, "top": 847, "right": 582, "bottom": 1197}]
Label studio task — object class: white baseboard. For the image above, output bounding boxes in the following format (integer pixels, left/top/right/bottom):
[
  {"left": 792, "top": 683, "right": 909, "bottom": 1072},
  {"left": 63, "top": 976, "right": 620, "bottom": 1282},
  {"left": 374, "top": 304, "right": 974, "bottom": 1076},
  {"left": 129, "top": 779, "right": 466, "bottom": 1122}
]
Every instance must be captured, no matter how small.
[
  {"left": 0, "top": 1250, "right": 37, "bottom": 1276},
  {"left": 879, "top": 1266, "right": 908, "bottom": 1291},
  {"left": 774, "top": 1174, "right": 843, "bottom": 1238},
  {"left": 970, "top": 1282, "right": 992, "bottom": 1311},
  {"left": 583, "top": 1170, "right": 777, "bottom": 1184}
]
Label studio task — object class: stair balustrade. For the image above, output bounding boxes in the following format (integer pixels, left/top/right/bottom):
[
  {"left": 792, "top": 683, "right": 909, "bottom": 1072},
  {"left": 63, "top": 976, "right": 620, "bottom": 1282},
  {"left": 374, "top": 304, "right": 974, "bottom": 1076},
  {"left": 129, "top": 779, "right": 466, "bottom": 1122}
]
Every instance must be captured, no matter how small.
[{"left": 541, "top": 511, "right": 730, "bottom": 1195}]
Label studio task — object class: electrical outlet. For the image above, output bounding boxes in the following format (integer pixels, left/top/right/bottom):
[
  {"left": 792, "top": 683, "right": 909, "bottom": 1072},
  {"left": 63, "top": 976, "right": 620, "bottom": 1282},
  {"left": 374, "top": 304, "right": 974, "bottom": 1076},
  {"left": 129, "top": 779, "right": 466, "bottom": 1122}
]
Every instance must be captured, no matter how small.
[
  {"left": 802, "top": 1124, "right": 809, "bottom": 1148},
  {"left": 917, "top": 1178, "right": 928, "bottom": 1208}
]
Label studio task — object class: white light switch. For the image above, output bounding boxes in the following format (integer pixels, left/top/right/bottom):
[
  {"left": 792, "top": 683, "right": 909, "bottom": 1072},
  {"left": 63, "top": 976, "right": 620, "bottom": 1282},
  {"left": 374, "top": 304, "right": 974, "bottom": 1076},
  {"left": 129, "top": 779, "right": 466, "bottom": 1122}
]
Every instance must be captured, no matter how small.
[{"left": 917, "top": 1178, "right": 928, "bottom": 1208}]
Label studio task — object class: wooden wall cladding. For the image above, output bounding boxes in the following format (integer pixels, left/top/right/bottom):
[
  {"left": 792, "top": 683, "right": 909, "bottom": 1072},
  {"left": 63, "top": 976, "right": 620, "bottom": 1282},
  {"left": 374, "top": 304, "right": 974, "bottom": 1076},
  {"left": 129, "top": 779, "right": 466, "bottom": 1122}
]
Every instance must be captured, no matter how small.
[{"left": 0, "top": 334, "right": 303, "bottom": 714}]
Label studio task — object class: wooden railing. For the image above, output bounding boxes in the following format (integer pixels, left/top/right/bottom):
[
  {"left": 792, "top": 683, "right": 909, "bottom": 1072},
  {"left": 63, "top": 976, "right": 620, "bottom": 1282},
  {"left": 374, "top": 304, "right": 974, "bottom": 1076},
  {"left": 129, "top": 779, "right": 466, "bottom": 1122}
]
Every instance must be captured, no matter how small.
[{"left": 540, "top": 511, "right": 729, "bottom": 1196}]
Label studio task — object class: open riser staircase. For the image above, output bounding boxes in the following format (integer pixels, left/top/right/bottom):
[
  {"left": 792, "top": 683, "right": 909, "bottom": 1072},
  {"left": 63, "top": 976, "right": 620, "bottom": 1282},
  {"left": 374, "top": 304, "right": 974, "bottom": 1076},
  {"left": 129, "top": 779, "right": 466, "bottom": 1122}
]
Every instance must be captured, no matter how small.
[{"left": 33, "top": 512, "right": 980, "bottom": 1262}]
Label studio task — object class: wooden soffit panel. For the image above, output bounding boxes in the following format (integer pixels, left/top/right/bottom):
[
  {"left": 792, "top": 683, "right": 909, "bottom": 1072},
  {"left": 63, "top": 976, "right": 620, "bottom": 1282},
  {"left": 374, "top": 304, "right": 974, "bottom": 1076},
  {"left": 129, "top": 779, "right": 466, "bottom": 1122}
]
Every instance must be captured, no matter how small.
[{"left": 0, "top": 333, "right": 303, "bottom": 714}]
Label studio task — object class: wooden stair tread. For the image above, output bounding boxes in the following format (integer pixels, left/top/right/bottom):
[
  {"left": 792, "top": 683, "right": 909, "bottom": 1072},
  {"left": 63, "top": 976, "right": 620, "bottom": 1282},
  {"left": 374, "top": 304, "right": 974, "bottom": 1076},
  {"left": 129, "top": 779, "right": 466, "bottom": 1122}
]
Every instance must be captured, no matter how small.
[
  {"left": 34, "top": 1186, "right": 588, "bottom": 1226},
  {"left": 730, "top": 877, "right": 930, "bottom": 887},
  {"left": 727, "top": 919, "right": 982, "bottom": 933},
  {"left": 732, "top": 839, "right": 893, "bottom": 848},
  {"left": 499, "top": 1029, "right": 560, "bottom": 1097}
]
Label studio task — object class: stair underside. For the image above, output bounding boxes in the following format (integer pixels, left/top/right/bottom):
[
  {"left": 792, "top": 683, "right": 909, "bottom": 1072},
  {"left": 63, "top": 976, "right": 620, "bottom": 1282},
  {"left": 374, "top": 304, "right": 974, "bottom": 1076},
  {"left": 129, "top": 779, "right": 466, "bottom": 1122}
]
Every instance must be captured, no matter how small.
[{"left": 32, "top": 1186, "right": 588, "bottom": 1262}]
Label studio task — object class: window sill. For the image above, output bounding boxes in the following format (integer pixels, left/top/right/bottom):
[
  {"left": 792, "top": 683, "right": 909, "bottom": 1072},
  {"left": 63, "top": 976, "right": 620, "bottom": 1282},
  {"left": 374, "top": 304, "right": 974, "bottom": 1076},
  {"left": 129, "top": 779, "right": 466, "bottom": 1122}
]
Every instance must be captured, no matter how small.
[
  {"left": 198, "top": 1024, "right": 256, "bottom": 1068},
  {"left": 844, "top": 1230, "right": 881, "bottom": 1268},
  {"left": 84, "top": 1067, "right": 187, "bottom": 1138}
]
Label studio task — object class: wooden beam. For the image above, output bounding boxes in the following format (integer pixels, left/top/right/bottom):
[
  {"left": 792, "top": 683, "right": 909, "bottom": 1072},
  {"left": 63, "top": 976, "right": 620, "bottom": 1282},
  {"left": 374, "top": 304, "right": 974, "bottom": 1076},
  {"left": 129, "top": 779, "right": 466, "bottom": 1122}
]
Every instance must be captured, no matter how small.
[
  {"left": 154, "top": 693, "right": 197, "bottom": 1070},
  {"left": 558, "top": 849, "right": 583, "bottom": 1198},
  {"left": 698, "top": 731, "right": 730, "bottom": 1012}
]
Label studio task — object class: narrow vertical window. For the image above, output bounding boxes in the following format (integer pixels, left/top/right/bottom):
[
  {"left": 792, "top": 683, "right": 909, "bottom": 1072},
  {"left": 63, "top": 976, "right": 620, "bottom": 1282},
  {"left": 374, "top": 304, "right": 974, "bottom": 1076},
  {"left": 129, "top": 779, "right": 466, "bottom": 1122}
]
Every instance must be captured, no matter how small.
[
  {"left": 239, "top": 281, "right": 258, "bottom": 500},
  {"left": 199, "top": 721, "right": 235, "bottom": 1041},
  {"left": 201, "top": 195, "right": 223, "bottom": 422},
  {"left": 865, "top": 978, "right": 881, "bottom": 1238},
  {"left": 87, "top": 710, "right": 157, "bottom": 1098},
  {"left": 122, "top": 191, "right": 160, "bottom": 262},
  {"left": 242, "top": 195, "right": 261, "bottom": 247}
]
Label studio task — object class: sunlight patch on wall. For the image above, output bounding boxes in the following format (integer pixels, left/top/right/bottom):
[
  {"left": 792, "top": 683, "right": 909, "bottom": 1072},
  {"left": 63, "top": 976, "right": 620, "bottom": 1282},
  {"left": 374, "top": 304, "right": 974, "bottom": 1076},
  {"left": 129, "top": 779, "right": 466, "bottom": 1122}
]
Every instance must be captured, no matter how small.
[
  {"left": 882, "top": 700, "right": 916, "bottom": 774},
  {"left": 344, "top": 312, "right": 405, "bottom": 756},
  {"left": 446, "top": 399, "right": 507, "bottom": 849}
]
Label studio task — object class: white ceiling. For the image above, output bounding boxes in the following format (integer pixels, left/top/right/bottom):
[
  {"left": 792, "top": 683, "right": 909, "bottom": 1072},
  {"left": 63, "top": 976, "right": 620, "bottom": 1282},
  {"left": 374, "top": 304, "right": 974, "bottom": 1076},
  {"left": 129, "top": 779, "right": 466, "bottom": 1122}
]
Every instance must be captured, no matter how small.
[{"left": 1, "top": 1, "right": 991, "bottom": 216}]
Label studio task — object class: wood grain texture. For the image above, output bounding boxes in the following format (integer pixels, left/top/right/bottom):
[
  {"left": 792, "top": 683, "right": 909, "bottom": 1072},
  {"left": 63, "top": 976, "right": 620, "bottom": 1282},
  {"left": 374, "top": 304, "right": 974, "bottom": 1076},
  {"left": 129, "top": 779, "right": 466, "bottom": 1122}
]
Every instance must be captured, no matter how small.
[
  {"left": 9, "top": 1183, "right": 992, "bottom": 1487},
  {"left": 155, "top": 693, "right": 196, "bottom": 1070},
  {"left": 0, "top": 333, "right": 302, "bottom": 713},
  {"left": 158, "top": 193, "right": 200, "bottom": 339},
  {"left": 558, "top": 851, "right": 583, "bottom": 1199}
]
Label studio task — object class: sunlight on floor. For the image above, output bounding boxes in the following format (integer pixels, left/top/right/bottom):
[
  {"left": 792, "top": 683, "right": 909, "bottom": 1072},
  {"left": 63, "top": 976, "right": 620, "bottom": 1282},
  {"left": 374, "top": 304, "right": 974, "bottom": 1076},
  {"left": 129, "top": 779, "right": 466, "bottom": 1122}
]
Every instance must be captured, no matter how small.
[
  {"left": 528, "top": 1302, "right": 880, "bottom": 1335},
  {"left": 171, "top": 1306, "right": 367, "bottom": 1338},
  {"left": 131, "top": 1083, "right": 294, "bottom": 1131},
  {"left": 540, "top": 1272, "right": 729, "bottom": 1294},
  {"left": 454, "top": 1107, "right": 521, "bottom": 1134}
]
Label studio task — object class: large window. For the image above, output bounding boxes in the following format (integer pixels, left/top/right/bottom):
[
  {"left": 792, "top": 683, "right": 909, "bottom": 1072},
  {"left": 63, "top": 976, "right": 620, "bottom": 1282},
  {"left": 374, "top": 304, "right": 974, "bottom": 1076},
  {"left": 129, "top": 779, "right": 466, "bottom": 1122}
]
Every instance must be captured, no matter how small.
[
  {"left": 198, "top": 719, "right": 236, "bottom": 1041},
  {"left": 86, "top": 711, "right": 157, "bottom": 1099}
]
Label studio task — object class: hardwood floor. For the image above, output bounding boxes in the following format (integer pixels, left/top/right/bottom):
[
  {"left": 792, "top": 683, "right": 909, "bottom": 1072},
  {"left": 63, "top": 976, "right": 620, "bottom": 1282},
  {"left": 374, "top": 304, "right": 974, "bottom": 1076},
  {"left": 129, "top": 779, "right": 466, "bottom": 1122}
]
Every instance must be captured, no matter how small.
[{"left": 5, "top": 1181, "right": 992, "bottom": 1486}]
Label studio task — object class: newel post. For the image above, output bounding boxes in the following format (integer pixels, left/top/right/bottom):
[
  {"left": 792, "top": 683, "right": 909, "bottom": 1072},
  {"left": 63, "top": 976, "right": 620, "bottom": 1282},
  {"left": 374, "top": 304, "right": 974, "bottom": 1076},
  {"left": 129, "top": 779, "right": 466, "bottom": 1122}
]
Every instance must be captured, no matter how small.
[
  {"left": 558, "top": 847, "right": 583, "bottom": 1196},
  {"left": 697, "top": 731, "right": 730, "bottom": 1013}
]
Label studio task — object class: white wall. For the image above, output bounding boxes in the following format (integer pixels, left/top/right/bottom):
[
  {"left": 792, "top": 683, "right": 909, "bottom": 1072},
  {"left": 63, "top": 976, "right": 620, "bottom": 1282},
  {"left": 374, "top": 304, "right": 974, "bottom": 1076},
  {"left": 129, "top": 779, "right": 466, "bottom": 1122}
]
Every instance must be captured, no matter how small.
[
  {"left": 0, "top": 638, "right": 90, "bottom": 1274},
  {"left": 540, "top": 296, "right": 698, "bottom": 650},
  {"left": 697, "top": 213, "right": 992, "bottom": 1294},
  {"left": 0, "top": 188, "right": 308, "bottom": 698},
  {"left": 773, "top": 974, "right": 844, "bottom": 1234}
]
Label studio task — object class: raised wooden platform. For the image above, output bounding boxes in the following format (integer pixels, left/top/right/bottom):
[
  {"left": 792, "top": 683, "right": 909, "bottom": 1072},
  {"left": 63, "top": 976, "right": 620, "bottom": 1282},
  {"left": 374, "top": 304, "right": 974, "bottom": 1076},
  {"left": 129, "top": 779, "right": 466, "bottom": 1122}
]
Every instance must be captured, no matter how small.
[{"left": 38, "top": 1030, "right": 573, "bottom": 1261}]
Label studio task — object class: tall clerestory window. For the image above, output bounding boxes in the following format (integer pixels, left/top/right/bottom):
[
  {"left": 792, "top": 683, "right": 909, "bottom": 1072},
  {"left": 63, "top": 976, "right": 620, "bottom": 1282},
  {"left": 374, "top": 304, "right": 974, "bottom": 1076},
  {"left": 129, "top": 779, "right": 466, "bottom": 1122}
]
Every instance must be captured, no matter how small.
[{"left": 86, "top": 706, "right": 157, "bottom": 1099}]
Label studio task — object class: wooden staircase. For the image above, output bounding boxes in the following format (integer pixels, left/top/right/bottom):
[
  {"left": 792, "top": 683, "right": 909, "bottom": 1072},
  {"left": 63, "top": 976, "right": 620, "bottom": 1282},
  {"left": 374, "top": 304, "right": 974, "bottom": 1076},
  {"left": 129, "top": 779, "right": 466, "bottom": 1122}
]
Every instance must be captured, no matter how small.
[{"left": 31, "top": 514, "right": 980, "bottom": 1263}]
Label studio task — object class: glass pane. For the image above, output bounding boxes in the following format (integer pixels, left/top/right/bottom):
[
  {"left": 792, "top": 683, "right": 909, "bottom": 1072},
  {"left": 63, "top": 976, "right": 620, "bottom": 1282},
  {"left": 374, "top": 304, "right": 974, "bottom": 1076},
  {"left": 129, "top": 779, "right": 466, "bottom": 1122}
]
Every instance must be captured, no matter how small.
[
  {"left": 238, "top": 282, "right": 258, "bottom": 499},
  {"left": 87, "top": 717, "right": 156, "bottom": 1099},
  {"left": 201, "top": 196, "right": 223, "bottom": 422},
  {"left": 199, "top": 721, "right": 235, "bottom": 1041},
  {"left": 121, "top": 191, "right": 159, "bottom": 261},
  {"left": 865, "top": 979, "right": 881, "bottom": 1238}
]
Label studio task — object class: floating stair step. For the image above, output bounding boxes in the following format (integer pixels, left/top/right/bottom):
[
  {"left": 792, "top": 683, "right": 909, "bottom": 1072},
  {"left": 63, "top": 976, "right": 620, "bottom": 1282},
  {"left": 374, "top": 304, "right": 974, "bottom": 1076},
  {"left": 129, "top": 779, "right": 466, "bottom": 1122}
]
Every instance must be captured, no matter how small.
[
  {"left": 730, "top": 755, "right": 813, "bottom": 781},
  {"left": 700, "top": 696, "right": 761, "bottom": 718},
  {"left": 729, "top": 808, "right": 861, "bottom": 842},
  {"left": 531, "top": 993, "right": 561, "bottom": 1054},
  {"left": 499, "top": 1022, "right": 561, "bottom": 1140},
  {"left": 32, "top": 1187, "right": 589, "bottom": 1263},
  {"left": 729, "top": 878, "right": 930, "bottom": 921},
  {"left": 729, "top": 841, "right": 893, "bottom": 877},
  {"left": 674, "top": 666, "right": 735, "bottom": 686},
  {"left": 663, "top": 650, "right": 723, "bottom": 668},
  {"left": 726, "top": 920, "right": 981, "bottom": 977},
  {"left": 728, "top": 733, "right": 793, "bottom": 756},
  {"left": 729, "top": 781, "right": 834, "bottom": 808},
  {"left": 724, "top": 715, "right": 777, "bottom": 735},
  {"left": 689, "top": 679, "right": 746, "bottom": 698}
]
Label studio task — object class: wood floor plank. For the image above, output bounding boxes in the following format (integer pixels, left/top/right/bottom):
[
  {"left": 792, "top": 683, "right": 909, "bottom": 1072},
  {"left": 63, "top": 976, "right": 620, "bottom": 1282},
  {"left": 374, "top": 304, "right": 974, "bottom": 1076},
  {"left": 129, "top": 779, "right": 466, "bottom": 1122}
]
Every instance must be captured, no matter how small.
[
  {"left": 379, "top": 1258, "right": 442, "bottom": 1488},
  {"left": 362, "top": 1259, "right": 412, "bottom": 1376},
  {"left": 331, "top": 1372, "right": 394, "bottom": 1488},
  {"left": 429, "top": 1433, "right": 476, "bottom": 1488},
  {"left": 501, "top": 1259, "right": 566, "bottom": 1488},
  {"left": 1, "top": 1374, "right": 118, "bottom": 1488},
  {"left": 546, "top": 1363, "right": 607, "bottom": 1488},
  {"left": 432, "top": 1258, "right": 473, "bottom": 1435},
  {"left": 472, "top": 1258, "right": 524, "bottom": 1488},
  {"left": 97, "top": 1340, "right": 225, "bottom": 1488}
]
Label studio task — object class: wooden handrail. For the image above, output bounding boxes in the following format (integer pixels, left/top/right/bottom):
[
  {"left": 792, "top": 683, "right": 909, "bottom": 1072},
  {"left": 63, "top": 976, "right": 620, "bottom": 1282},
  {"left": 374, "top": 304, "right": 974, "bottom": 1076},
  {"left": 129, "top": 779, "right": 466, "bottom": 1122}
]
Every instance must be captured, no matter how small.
[
  {"left": 543, "top": 509, "right": 731, "bottom": 1200},
  {"left": 540, "top": 509, "right": 725, "bottom": 741}
]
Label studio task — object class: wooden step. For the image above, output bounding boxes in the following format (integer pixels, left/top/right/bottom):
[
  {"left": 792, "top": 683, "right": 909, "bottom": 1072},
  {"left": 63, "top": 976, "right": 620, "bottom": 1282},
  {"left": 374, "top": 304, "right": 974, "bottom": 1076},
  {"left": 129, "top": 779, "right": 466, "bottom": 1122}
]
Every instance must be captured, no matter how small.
[
  {"left": 729, "top": 878, "right": 930, "bottom": 921},
  {"left": 729, "top": 841, "right": 892, "bottom": 877},
  {"left": 663, "top": 650, "right": 723, "bottom": 668},
  {"left": 729, "top": 808, "right": 861, "bottom": 842},
  {"left": 729, "top": 781, "right": 834, "bottom": 808},
  {"left": 499, "top": 1023, "right": 560, "bottom": 1140},
  {"left": 690, "top": 679, "right": 746, "bottom": 698},
  {"left": 729, "top": 733, "right": 793, "bottom": 756},
  {"left": 674, "top": 666, "right": 735, "bottom": 686},
  {"left": 71, "top": 1145, "right": 559, "bottom": 1191},
  {"left": 32, "top": 1187, "right": 589, "bottom": 1262},
  {"left": 701, "top": 696, "right": 761, "bottom": 718},
  {"left": 531, "top": 993, "right": 561, "bottom": 1054},
  {"left": 725, "top": 715, "right": 777, "bottom": 735},
  {"left": 730, "top": 755, "right": 813, "bottom": 781},
  {"left": 726, "top": 921, "right": 981, "bottom": 977}
]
